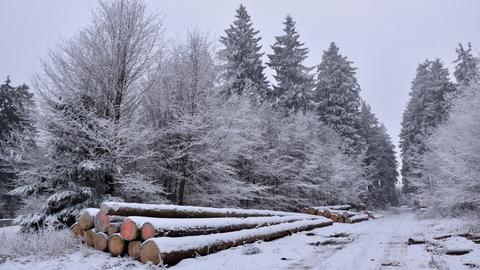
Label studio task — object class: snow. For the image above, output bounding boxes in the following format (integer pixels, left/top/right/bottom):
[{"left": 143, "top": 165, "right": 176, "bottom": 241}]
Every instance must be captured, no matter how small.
[
  {"left": 1, "top": 208, "right": 479, "bottom": 270},
  {"left": 126, "top": 215, "right": 313, "bottom": 230}
]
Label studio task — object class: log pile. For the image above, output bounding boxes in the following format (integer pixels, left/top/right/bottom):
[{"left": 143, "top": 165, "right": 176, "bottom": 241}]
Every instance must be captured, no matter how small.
[
  {"left": 70, "top": 201, "right": 332, "bottom": 266},
  {"left": 302, "top": 205, "right": 379, "bottom": 224}
]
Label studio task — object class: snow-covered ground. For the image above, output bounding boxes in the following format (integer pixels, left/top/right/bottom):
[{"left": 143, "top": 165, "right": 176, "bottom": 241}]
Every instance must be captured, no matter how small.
[{"left": 1, "top": 207, "right": 479, "bottom": 270}]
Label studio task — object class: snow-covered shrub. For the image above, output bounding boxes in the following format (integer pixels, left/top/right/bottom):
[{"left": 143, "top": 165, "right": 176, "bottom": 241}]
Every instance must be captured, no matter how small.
[
  {"left": 419, "top": 83, "right": 480, "bottom": 216},
  {"left": 0, "top": 228, "right": 79, "bottom": 259}
]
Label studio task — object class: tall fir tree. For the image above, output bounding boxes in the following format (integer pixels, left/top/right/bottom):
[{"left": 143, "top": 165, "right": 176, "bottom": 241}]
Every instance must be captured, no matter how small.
[
  {"left": 314, "top": 42, "right": 364, "bottom": 156},
  {"left": 267, "top": 15, "right": 314, "bottom": 114},
  {"left": 0, "top": 77, "right": 35, "bottom": 218},
  {"left": 400, "top": 59, "right": 456, "bottom": 195},
  {"left": 453, "top": 42, "right": 479, "bottom": 86},
  {"left": 218, "top": 5, "right": 269, "bottom": 100},
  {"left": 359, "top": 102, "right": 398, "bottom": 207}
]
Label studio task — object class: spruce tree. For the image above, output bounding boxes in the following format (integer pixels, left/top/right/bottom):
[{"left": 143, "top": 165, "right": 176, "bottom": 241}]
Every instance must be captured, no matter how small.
[
  {"left": 314, "top": 42, "right": 364, "bottom": 155},
  {"left": 453, "top": 42, "right": 480, "bottom": 86},
  {"left": 219, "top": 5, "right": 269, "bottom": 100},
  {"left": 267, "top": 15, "right": 314, "bottom": 113},
  {"left": 359, "top": 102, "right": 398, "bottom": 207},
  {"left": 400, "top": 59, "right": 456, "bottom": 195},
  {"left": 0, "top": 77, "right": 35, "bottom": 218}
]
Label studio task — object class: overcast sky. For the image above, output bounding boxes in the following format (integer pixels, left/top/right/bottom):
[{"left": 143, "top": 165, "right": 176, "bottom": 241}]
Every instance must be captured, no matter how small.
[{"left": 1, "top": 0, "right": 480, "bottom": 154}]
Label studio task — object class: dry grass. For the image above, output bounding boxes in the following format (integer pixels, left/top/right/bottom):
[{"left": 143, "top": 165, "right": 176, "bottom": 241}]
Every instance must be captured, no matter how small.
[{"left": 0, "top": 227, "right": 80, "bottom": 259}]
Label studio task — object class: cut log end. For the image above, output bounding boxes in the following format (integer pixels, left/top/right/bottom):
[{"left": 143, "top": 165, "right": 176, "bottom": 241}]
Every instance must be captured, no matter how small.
[
  {"left": 94, "top": 232, "right": 109, "bottom": 251},
  {"left": 107, "top": 222, "right": 121, "bottom": 235},
  {"left": 120, "top": 218, "right": 139, "bottom": 241},
  {"left": 128, "top": 241, "right": 142, "bottom": 259},
  {"left": 140, "top": 240, "right": 162, "bottom": 265},
  {"left": 95, "top": 211, "right": 110, "bottom": 232},
  {"left": 79, "top": 211, "right": 94, "bottom": 231},
  {"left": 70, "top": 222, "right": 83, "bottom": 238},
  {"left": 108, "top": 233, "right": 125, "bottom": 256},
  {"left": 84, "top": 229, "right": 96, "bottom": 247},
  {"left": 140, "top": 222, "right": 156, "bottom": 240}
]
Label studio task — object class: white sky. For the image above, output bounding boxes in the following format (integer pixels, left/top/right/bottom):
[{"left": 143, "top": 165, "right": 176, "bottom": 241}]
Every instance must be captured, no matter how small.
[{"left": 1, "top": 0, "right": 480, "bottom": 156}]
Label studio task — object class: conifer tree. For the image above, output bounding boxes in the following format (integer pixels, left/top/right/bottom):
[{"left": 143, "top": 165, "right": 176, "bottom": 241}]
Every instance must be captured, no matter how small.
[
  {"left": 359, "top": 102, "right": 398, "bottom": 207},
  {"left": 219, "top": 5, "right": 269, "bottom": 100},
  {"left": 400, "top": 59, "right": 456, "bottom": 195},
  {"left": 0, "top": 77, "right": 35, "bottom": 218},
  {"left": 453, "top": 42, "right": 480, "bottom": 86},
  {"left": 314, "top": 42, "right": 364, "bottom": 155},
  {"left": 268, "top": 15, "right": 314, "bottom": 113}
]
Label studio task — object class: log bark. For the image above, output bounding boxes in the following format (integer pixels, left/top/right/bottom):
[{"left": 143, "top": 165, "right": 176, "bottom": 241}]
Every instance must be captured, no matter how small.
[
  {"left": 95, "top": 211, "right": 125, "bottom": 232},
  {"left": 128, "top": 241, "right": 142, "bottom": 259},
  {"left": 136, "top": 215, "right": 309, "bottom": 240},
  {"left": 94, "top": 232, "right": 109, "bottom": 251},
  {"left": 108, "top": 233, "right": 126, "bottom": 256},
  {"left": 107, "top": 222, "right": 122, "bottom": 235},
  {"left": 84, "top": 229, "right": 96, "bottom": 247},
  {"left": 323, "top": 210, "right": 331, "bottom": 218},
  {"left": 100, "top": 202, "right": 299, "bottom": 219},
  {"left": 139, "top": 218, "right": 332, "bottom": 266},
  {"left": 70, "top": 222, "right": 83, "bottom": 238},
  {"left": 78, "top": 208, "right": 99, "bottom": 230}
]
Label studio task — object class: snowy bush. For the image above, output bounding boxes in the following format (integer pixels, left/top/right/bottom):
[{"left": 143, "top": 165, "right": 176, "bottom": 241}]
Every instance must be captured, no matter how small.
[
  {"left": 419, "top": 83, "right": 480, "bottom": 215},
  {"left": 0, "top": 228, "right": 79, "bottom": 259}
]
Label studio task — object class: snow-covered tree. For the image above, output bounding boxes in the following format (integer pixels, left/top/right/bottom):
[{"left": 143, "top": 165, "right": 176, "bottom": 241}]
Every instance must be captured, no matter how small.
[
  {"left": 359, "top": 102, "right": 398, "bottom": 207},
  {"left": 419, "top": 82, "right": 480, "bottom": 214},
  {"left": 400, "top": 59, "right": 456, "bottom": 196},
  {"left": 11, "top": 0, "right": 166, "bottom": 229},
  {"left": 453, "top": 42, "right": 480, "bottom": 87},
  {"left": 314, "top": 42, "right": 364, "bottom": 156},
  {"left": 268, "top": 15, "right": 314, "bottom": 114},
  {"left": 0, "top": 78, "right": 36, "bottom": 218},
  {"left": 218, "top": 5, "right": 270, "bottom": 100}
]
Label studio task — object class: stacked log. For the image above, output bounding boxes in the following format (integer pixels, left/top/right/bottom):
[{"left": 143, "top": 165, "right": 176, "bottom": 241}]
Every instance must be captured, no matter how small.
[
  {"left": 305, "top": 205, "right": 376, "bottom": 224},
  {"left": 139, "top": 218, "right": 332, "bottom": 266},
  {"left": 70, "top": 202, "right": 332, "bottom": 266}
]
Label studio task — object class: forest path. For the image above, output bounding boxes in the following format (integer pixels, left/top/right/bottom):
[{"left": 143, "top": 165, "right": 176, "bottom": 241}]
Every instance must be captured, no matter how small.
[{"left": 312, "top": 207, "right": 433, "bottom": 269}]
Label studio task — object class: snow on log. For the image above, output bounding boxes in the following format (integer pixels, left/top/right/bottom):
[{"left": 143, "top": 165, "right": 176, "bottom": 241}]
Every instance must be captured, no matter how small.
[
  {"left": 345, "top": 214, "right": 369, "bottom": 224},
  {"left": 128, "top": 240, "right": 142, "bottom": 259},
  {"left": 312, "top": 205, "right": 351, "bottom": 211},
  {"left": 107, "top": 222, "right": 122, "bottom": 235},
  {"left": 329, "top": 210, "right": 361, "bottom": 219},
  {"left": 100, "top": 201, "right": 302, "bottom": 219},
  {"left": 108, "top": 233, "right": 126, "bottom": 256},
  {"left": 135, "top": 215, "right": 311, "bottom": 240},
  {"left": 139, "top": 217, "right": 332, "bottom": 266},
  {"left": 70, "top": 222, "right": 83, "bottom": 237},
  {"left": 78, "top": 208, "right": 99, "bottom": 230},
  {"left": 95, "top": 211, "right": 125, "bottom": 232},
  {"left": 84, "top": 229, "right": 96, "bottom": 247},
  {"left": 94, "top": 232, "right": 108, "bottom": 251}
]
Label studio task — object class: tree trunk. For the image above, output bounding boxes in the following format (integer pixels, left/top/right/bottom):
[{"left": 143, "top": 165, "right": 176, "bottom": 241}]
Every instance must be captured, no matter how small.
[
  {"left": 128, "top": 240, "right": 142, "bottom": 259},
  {"left": 135, "top": 215, "right": 309, "bottom": 240},
  {"left": 84, "top": 229, "right": 96, "bottom": 247},
  {"left": 100, "top": 202, "right": 297, "bottom": 219},
  {"left": 139, "top": 218, "right": 332, "bottom": 266},
  {"left": 108, "top": 233, "right": 126, "bottom": 256},
  {"left": 95, "top": 211, "right": 125, "bottom": 232},
  {"left": 78, "top": 208, "right": 99, "bottom": 230},
  {"left": 94, "top": 232, "right": 109, "bottom": 251},
  {"left": 107, "top": 222, "right": 122, "bottom": 235}
]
